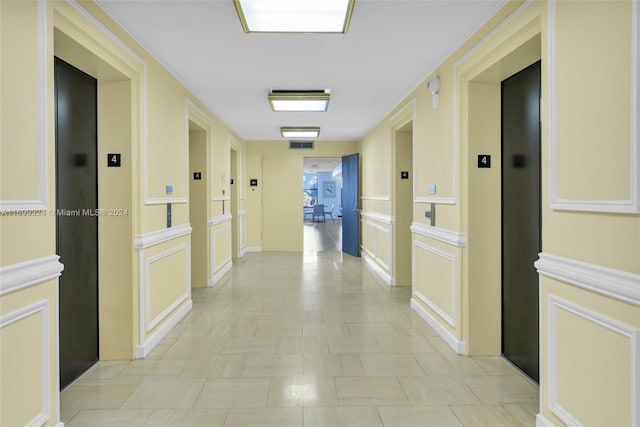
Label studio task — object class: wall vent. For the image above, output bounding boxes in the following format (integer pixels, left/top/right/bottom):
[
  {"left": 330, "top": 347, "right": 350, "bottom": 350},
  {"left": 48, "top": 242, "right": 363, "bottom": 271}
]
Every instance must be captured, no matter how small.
[{"left": 289, "top": 141, "right": 314, "bottom": 150}]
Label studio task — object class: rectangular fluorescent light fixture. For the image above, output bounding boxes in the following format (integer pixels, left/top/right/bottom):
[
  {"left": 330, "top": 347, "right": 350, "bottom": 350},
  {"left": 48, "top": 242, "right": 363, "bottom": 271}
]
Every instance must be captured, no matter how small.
[
  {"left": 281, "top": 127, "right": 320, "bottom": 138},
  {"left": 234, "top": 0, "right": 355, "bottom": 33},
  {"left": 269, "top": 90, "right": 330, "bottom": 112}
]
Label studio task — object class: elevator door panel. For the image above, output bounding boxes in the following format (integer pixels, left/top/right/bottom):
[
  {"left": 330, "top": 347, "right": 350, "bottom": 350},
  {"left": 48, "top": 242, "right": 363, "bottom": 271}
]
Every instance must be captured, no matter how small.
[
  {"left": 55, "top": 58, "right": 99, "bottom": 389},
  {"left": 501, "top": 61, "right": 541, "bottom": 382}
]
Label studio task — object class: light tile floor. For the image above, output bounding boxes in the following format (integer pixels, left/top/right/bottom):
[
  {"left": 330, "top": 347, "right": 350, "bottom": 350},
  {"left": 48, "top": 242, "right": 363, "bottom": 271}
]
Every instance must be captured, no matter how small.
[{"left": 61, "top": 226, "right": 539, "bottom": 426}]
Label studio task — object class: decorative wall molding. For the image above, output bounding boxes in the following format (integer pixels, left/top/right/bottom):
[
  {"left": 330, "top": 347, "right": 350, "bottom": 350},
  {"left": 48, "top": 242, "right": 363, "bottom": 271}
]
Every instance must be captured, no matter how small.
[
  {"left": 548, "top": 0, "right": 639, "bottom": 213},
  {"left": 535, "top": 414, "right": 556, "bottom": 427},
  {"left": 0, "top": 1, "right": 48, "bottom": 211},
  {"left": 412, "top": 241, "right": 457, "bottom": 328},
  {"left": 535, "top": 253, "right": 640, "bottom": 307},
  {"left": 135, "top": 225, "right": 192, "bottom": 355},
  {"left": 209, "top": 220, "right": 232, "bottom": 287},
  {"left": 135, "top": 300, "right": 192, "bottom": 359},
  {"left": 547, "top": 295, "right": 639, "bottom": 426},
  {"left": 360, "top": 211, "right": 394, "bottom": 224},
  {"left": 134, "top": 224, "right": 192, "bottom": 249},
  {"left": 208, "top": 214, "right": 233, "bottom": 227},
  {"left": 361, "top": 213, "right": 393, "bottom": 282},
  {"left": 144, "top": 244, "right": 190, "bottom": 332},
  {"left": 212, "top": 196, "right": 231, "bottom": 202},
  {"left": 0, "top": 256, "right": 64, "bottom": 297},
  {"left": 0, "top": 300, "right": 51, "bottom": 426},
  {"left": 411, "top": 298, "right": 465, "bottom": 354},
  {"left": 414, "top": 196, "right": 457, "bottom": 205},
  {"left": 238, "top": 210, "right": 247, "bottom": 257},
  {"left": 362, "top": 251, "right": 393, "bottom": 286},
  {"left": 411, "top": 222, "right": 467, "bottom": 247},
  {"left": 361, "top": 195, "right": 390, "bottom": 201}
]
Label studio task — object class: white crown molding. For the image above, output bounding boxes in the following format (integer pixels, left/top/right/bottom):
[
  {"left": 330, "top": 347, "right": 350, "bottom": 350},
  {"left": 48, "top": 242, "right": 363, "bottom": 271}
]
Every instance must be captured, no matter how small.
[
  {"left": 360, "top": 210, "right": 394, "bottom": 225},
  {"left": 208, "top": 214, "right": 233, "bottom": 226},
  {"left": 0, "top": 1, "right": 48, "bottom": 211},
  {"left": 134, "top": 224, "right": 192, "bottom": 249},
  {"left": 411, "top": 222, "right": 466, "bottom": 247},
  {"left": 547, "top": 295, "right": 639, "bottom": 426},
  {"left": 0, "top": 256, "right": 64, "bottom": 297},
  {"left": 0, "top": 300, "right": 51, "bottom": 425},
  {"left": 548, "top": 0, "right": 639, "bottom": 213},
  {"left": 535, "top": 253, "right": 640, "bottom": 307}
]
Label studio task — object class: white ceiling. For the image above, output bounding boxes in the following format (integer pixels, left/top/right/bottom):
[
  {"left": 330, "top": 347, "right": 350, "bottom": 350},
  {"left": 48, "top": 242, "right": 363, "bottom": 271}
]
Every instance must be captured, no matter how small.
[{"left": 96, "top": 0, "right": 504, "bottom": 142}]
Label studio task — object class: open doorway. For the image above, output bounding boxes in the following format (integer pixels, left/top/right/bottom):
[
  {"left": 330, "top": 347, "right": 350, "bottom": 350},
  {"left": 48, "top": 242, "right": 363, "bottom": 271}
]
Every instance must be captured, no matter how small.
[{"left": 303, "top": 157, "right": 342, "bottom": 252}]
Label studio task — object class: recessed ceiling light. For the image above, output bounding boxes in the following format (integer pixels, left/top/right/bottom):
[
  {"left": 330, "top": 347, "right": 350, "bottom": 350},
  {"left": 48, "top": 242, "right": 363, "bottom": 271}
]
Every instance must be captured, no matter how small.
[
  {"left": 269, "top": 90, "right": 330, "bottom": 112},
  {"left": 234, "top": 0, "right": 355, "bottom": 34},
  {"left": 281, "top": 126, "right": 320, "bottom": 138}
]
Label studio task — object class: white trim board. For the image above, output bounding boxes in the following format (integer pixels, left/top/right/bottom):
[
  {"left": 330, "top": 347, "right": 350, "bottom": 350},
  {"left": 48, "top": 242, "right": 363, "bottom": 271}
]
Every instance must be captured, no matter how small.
[
  {"left": 412, "top": 240, "right": 457, "bottom": 328},
  {"left": 362, "top": 251, "right": 393, "bottom": 286},
  {"left": 547, "top": 295, "right": 639, "bottom": 426},
  {"left": 548, "top": 0, "right": 639, "bottom": 213},
  {"left": 134, "top": 224, "right": 192, "bottom": 249},
  {"left": 208, "top": 214, "right": 233, "bottom": 226},
  {"left": 144, "top": 243, "right": 191, "bottom": 332},
  {"left": 411, "top": 298, "right": 465, "bottom": 354},
  {"left": 0, "top": 300, "right": 51, "bottom": 426},
  {"left": 0, "top": 1, "right": 48, "bottom": 211},
  {"left": 135, "top": 300, "right": 192, "bottom": 359},
  {"left": 535, "top": 252, "right": 640, "bottom": 307},
  {"left": 411, "top": 222, "right": 466, "bottom": 247},
  {"left": 360, "top": 211, "right": 394, "bottom": 225},
  {"left": 0, "top": 256, "right": 64, "bottom": 296}
]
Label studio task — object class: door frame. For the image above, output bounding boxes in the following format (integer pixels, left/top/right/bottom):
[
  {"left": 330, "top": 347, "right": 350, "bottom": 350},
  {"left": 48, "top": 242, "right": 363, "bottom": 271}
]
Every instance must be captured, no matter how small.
[
  {"left": 53, "top": 4, "right": 142, "bottom": 359},
  {"left": 390, "top": 101, "right": 416, "bottom": 287},
  {"left": 461, "top": 29, "right": 542, "bottom": 355}
]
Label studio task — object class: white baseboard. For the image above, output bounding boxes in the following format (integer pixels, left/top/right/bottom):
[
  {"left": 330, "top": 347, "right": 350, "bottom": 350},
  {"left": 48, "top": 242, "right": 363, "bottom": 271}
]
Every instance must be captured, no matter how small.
[
  {"left": 362, "top": 251, "right": 392, "bottom": 286},
  {"left": 135, "top": 300, "right": 192, "bottom": 359},
  {"left": 411, "top": 298, "right": 465, "bottom": 354},
  {"left": 536, "top": 413, "right": 556, "bottom": 427},
  {"left": 245, "top": 247, "right": 262, "bottom": 253},
  {"left": 208, "top": 260, "right": 232, "bottom": 287}
]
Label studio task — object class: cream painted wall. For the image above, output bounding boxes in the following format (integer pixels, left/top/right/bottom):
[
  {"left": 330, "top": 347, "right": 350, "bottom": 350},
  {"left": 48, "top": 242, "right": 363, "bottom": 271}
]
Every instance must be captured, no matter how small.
[
  {"left": 245, "top": 140, "right": 357, "bottom": 250},
  {"left": 1, "top": 1, "right": 245, "bottom": 423},
  {"left": 189, "top": 129, "right": 208, "bottom": 288},
  {"left": 393, "top": 128, "right": 413, "bottom": 287},
  {"left": 358, "top": 1, "right": 639, "bottom": 426}
]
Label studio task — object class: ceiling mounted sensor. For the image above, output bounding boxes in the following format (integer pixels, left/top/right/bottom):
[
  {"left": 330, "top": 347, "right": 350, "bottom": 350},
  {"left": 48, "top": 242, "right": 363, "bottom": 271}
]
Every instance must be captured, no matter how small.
[
  {"left": 280, "top": 127, "right": 320, "bottom": 138},
  {"left": 234, "top": 0, "right": 355, "bottom": 33},
  {"left": 269, "top": 90, "right": 330, "bottom": 112}
]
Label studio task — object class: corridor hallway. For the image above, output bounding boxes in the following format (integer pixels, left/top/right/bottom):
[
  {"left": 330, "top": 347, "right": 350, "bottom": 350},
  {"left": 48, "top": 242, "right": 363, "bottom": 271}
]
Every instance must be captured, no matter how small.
[{"left": 60, "top": 251, "right": 539, "bottom": 426}]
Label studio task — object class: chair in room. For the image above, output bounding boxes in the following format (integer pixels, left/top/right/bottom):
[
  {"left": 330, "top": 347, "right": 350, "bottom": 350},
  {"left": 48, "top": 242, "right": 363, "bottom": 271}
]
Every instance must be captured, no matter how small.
[
  {"left": 324, "top": 204, "right": 336, "bottom": 221},
  {"left": 312, "top": 204, "right": 326, "bottom": 222}
]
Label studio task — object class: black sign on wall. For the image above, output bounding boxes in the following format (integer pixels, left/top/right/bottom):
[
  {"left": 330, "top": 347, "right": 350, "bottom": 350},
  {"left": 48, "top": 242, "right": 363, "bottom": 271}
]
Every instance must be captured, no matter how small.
[
  {"left": 401, "top": 171, "right": 409, "bottom": 179},
  {"left": 107, "top": 153, "right": 121, "bottom": 167},
  {"left": 193, "top": 172, "right": 202, "bottom": 180},
  {"left": 478, "top": 154, "right": 491, "bottom": 168}
]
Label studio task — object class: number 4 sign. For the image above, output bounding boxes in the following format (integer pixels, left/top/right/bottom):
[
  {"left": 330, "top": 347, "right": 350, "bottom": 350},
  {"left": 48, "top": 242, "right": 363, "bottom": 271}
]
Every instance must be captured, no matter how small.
[
  {"left": 477, "top": 154, "right": 491, "bottom": 168},
  {"left": 107, "top": 153, "right": 121, "bottom": 167}
]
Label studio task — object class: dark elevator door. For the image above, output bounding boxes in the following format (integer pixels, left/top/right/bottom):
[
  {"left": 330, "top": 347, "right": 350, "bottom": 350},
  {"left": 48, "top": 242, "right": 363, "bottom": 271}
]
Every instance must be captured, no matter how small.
[
  {"left": 55, "top": 58, "right": 99, "bottom": 389},
  {"left": 501, "top": 61, "right": 541, "bottom": 382}
]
